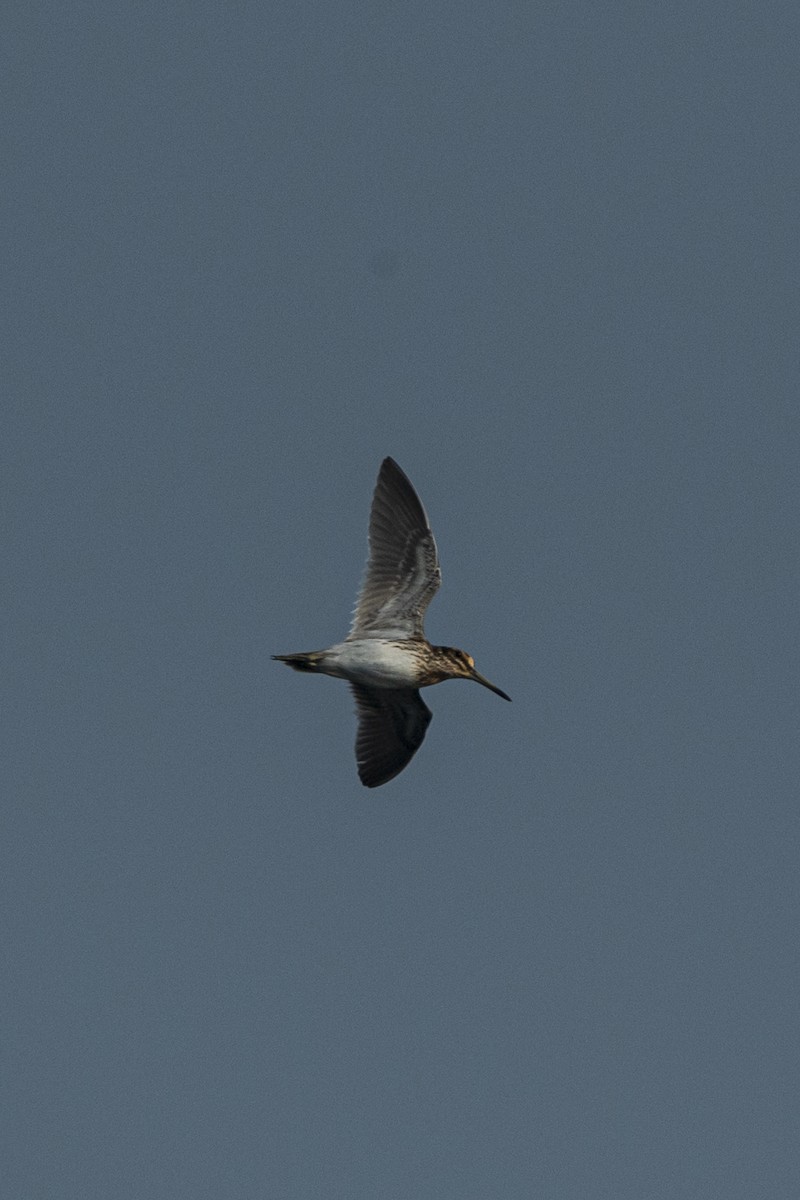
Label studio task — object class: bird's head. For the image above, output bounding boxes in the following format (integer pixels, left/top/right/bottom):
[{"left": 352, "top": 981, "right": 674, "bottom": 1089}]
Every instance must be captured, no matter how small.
[{"left": 435, "top": 647, "right": 511, "bottom": 701}]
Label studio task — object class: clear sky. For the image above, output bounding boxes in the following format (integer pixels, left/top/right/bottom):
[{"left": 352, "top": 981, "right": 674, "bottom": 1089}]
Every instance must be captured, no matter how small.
[{"left": 5, "top": 2, "right": 799, "bottom": 1197}]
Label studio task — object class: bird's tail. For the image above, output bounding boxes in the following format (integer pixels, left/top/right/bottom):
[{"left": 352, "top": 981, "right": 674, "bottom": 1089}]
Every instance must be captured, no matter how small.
[{"left": 272, "top": 651, "right": 327, "bottom": 673}]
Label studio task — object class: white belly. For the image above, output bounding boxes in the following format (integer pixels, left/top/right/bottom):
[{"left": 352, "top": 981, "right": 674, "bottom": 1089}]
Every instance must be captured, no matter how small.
[{"left": 323, "top": 639, "right": 420, "bottom": 688}]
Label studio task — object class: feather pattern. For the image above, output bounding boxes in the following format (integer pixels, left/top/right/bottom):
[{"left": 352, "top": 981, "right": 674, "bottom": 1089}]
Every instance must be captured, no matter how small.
[
  {"left": 349, "top": 457, "right": 441, "bottom": 640},
  {"left": 351, "top": 683, "right": 433, "bottom": 787}
]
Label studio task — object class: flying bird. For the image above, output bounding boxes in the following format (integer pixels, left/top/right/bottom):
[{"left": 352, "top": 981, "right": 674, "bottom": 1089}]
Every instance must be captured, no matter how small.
[{"left": 274, "top": 457, "right": 510, "bottom": 787}]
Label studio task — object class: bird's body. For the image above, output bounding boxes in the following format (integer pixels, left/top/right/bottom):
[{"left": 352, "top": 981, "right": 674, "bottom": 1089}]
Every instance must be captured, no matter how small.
[
  {"left": 276, "top": 639, "right": 482, "bottom": 690},
  {"left": 283, "top": 639, "right": 427, "bottom": 689},
  {"left": 274, "top": 457, "right": 510, "bottom": 787}
]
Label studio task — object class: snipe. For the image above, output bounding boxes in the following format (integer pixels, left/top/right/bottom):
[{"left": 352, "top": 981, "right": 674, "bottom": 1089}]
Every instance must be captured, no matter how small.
[{"left": 274, "top": 457, "right": 510, "bottom": 787}]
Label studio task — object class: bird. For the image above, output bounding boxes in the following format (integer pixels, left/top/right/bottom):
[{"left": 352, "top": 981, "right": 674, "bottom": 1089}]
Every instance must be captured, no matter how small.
[{"left": 273, "top": 457, "right": 511, "bottom": 787}]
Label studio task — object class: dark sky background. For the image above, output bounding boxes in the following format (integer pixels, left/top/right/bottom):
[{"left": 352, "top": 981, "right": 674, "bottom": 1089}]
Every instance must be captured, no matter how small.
[{"left": 5, "top": 2, "right": 799, "bottom": 1197}]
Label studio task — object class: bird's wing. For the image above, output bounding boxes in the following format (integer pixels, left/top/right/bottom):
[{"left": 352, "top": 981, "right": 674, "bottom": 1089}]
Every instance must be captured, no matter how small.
[
  {"left": 349, "top": 457, "right": 441, "bottom": 640},
  {"left": 351, "top": 684, "right": 433, "bottom": 788}
]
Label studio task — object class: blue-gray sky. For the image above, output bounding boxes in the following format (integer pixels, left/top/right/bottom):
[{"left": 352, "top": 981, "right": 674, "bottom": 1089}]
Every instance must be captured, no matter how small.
[{"left": 5, "top": 2, "right": 799, "bottom": 1196}]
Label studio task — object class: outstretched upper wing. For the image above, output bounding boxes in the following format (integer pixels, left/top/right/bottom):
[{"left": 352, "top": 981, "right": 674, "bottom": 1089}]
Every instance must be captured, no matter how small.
[{"left": 349, "top": 458, "right": 441, "bottom": 640}]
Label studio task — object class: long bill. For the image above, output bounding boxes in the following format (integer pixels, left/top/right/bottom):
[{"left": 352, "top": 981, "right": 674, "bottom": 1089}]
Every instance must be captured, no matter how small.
[{"left": 469, "top": 668, "right": 511, "bottom": 702}]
